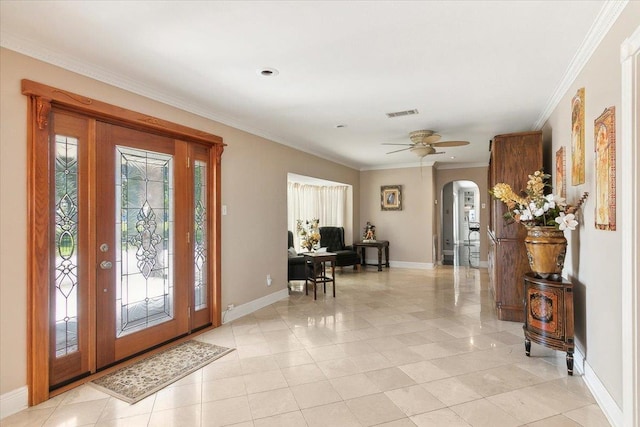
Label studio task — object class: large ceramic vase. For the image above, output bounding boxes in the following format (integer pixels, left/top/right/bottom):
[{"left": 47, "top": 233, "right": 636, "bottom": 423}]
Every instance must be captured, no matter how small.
[{"left": 524, "top": 226, "right": 567, "bottom": 280}]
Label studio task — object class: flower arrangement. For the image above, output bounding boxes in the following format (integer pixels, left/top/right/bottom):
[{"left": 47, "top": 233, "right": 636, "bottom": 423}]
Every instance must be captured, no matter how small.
[
  {"left": 490, "top": 170, "right": 588, "bottom": 230},
  {"left": 296, "top": 219, "right": 320, "bottom": 251}
]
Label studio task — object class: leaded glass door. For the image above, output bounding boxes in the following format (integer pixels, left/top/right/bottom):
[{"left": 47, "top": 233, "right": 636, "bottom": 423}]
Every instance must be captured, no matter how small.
[
  {"left": 26, "top": 81, "right": 223, "bottom": 403},
  {"left": 95, "top": 123, "right": 190, "bottom": 368}
]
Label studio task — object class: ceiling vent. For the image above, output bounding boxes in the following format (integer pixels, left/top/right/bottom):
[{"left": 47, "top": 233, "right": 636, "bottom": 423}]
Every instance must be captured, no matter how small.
[{"left": 386, "top": 109, "right": 419, "bottom": 118}]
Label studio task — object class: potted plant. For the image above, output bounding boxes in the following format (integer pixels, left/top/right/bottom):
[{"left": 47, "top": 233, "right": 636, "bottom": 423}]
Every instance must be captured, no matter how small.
[
  {"left": 296, "top": 219, "right": 320, "bottom": 252},
  {"left": 490, "top": 170, "right": 588, "bottom": 280}
]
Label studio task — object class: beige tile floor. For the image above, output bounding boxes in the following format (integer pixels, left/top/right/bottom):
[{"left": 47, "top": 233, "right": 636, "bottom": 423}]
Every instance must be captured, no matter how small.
[{"left": 2, "top": 266, "right": 611, "bottom": 427}]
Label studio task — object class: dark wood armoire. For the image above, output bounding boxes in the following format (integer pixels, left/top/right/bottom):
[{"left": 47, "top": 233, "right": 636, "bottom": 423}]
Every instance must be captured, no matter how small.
[{"left": 488, "top": 131, "right": 542, "bottom": 322}]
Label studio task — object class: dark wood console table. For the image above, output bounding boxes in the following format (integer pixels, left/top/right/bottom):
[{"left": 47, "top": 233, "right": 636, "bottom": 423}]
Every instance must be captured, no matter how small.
[
  {"left": 353, "top": 240, "right": 389, "bottom": 271},
  {"left": 304, "top": 252, "right": 337, "bottom": 300},
  {"left": 523, "top": 272, "right": 575, "bottom": 375}
]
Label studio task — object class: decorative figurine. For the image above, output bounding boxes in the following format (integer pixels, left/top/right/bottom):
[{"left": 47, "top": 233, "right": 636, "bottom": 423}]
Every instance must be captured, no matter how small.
[{"left": 363, "top": 222, "right": 376, "bottom": 242}]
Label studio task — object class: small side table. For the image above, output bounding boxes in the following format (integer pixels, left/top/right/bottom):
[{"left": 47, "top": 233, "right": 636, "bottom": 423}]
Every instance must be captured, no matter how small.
[
  {"left": 353, "top": 240, "right": 390, "bottom": 271},
  {"left": 523, "top": 272, "right": 575, "bottom": 375},
  {"left": 303, "top": 252, "right": 337, "bottom": 300}
]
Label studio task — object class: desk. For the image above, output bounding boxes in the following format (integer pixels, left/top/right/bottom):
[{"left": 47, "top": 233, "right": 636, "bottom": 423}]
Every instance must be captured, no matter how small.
[
  {"left": 303, "top": 252, "right": 337, "bottom": 300},
  {"left": 523, "top": 273, "right": 574, "bottom": 375},
  {"left": 353, "top": 240, "right": 389, "bottom": 271}
]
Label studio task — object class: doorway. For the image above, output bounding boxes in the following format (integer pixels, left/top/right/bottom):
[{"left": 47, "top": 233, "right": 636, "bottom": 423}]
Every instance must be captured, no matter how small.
[
  {"left": 441, "top": 180, "right": 480, "bottom": 267},
  {"left": 24, "top": 80, "right": 224, "bottom": 405}
]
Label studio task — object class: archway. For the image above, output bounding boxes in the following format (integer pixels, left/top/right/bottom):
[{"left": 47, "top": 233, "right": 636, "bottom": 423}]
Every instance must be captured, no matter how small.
[{"left": 441, "top": 180, "right": 480, "bottom": 267}]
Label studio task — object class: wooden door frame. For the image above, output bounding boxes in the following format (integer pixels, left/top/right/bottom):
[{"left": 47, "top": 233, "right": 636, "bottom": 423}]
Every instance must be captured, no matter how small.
[{"left": 23, "top": 80, "right": 224, "bottom": 406}]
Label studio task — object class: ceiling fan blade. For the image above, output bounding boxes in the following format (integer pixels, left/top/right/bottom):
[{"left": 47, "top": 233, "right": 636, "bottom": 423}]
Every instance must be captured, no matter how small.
[
  {"left": 432, "top": 140, "right": 470, "bottom": 147},
  {"left": 386, "top": 147, "right": 413, "bottom": 154},
  {"left": 381, "top": 143, "right": 414, "bottom": 146}
]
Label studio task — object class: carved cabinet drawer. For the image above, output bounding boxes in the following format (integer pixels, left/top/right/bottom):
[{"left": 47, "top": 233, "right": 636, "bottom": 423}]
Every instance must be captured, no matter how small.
[{"left": 523, "top": 273, "right": 575, "bottom": 375}]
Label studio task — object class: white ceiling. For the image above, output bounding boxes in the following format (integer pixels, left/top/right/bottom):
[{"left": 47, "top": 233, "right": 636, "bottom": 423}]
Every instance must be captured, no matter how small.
[{"left": 1, "top": 1, "right": 615, "bottom": 170}]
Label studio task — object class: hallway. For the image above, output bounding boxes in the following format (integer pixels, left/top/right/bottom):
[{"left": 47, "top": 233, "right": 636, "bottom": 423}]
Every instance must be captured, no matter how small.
[{"left": 2, "top": 267, "right": 609, "bottom": 426}]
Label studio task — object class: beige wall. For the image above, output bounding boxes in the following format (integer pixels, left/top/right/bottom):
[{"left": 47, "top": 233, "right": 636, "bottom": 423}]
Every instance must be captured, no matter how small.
[
  {"left": 0, "top": 48, "right": 359, "bottom": 395},
  {"left": 435, "top": 167, "right": 489, "bottom": 263},
  {"left": 542, "top": 1, "right": 640, "bottom": 407},
  {"left": 359, "top": 165, "right": 488, "bottom": 267},
  {"left": 360, "top": 167, "right": 435, "bottom": 265}
]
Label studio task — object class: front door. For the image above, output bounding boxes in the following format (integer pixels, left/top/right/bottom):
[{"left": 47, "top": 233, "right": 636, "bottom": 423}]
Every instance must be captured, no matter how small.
[
  {"left": 95, "top": 123, "right": 190, "bottom": 368},
  {"left": 48, "top": 115, "right": 215, "bottom": 386},
  {"left": 25, "top": 80, "right": 223, "bottom": 403}
]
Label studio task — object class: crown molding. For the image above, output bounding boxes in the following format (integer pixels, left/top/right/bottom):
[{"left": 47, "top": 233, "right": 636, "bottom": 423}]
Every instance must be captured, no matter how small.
[
  {"left": 434, "top": 162, "right": 488, "bottom": 170},
  {"left": 532, "top": 0, "right": 629, "bottom": 130},
  {"left": 359, "top": 160, "right": 436, "bottom": 171}
]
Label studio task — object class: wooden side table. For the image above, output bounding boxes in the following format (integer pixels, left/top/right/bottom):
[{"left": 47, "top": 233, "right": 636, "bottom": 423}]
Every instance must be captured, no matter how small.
[
  {"left": 303, "top": 252, "right": 337, "bottom": 300},
  {"left": 353, "top": 240, "right": 389, "bottom": 271},
  {"left": 523, "top": 272, "right": 575, "bottom": 375}
]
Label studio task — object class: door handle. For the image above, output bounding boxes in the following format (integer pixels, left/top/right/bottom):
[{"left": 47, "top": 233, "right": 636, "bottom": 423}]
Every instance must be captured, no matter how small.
[{"left": 100, "top": 261, "right": 113, "bottom": 270}]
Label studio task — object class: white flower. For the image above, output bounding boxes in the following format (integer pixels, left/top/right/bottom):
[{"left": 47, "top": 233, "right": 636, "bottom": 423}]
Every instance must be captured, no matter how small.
[
  {"left": 553, "top": 194, "right": 567, "bottom": 209},
  {"left": 528, "top": 202, "right": 544, "bottom": 217},
  {"left": 519, "top": 209, "right": 532, "bottom": 221},
  {"left": 553, "top": 194, "right": 567, "bottom": 208},
  {"left": 555, "top": 212, "right": 578, "bottom": 231},
  {"left": 544, "top": 194, "right": 556, "bottom": 210}
]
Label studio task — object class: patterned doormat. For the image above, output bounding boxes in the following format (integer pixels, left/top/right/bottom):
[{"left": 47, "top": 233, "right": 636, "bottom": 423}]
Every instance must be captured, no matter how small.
[{"left": 91, "top": 340, "right": 234, "bottom": 404}]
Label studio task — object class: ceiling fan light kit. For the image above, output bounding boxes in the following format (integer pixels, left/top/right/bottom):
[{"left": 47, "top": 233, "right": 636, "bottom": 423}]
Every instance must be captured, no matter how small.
[{"left": 410, "top": 146, "right": 440, "bottom": 157}]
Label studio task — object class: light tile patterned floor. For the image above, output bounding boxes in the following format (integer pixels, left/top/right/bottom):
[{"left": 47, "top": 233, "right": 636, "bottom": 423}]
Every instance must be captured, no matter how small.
[{"left": 2, "top": 266, "right": 611, "bottom": 426}]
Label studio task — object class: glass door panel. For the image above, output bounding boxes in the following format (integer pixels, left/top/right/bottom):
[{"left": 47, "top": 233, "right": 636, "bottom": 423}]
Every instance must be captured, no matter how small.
[
  {"left": 49, "top": 112, "right": 90, "bottom": 388},
  {"left": 194, "top": 159, "right": 207, "bottom": 311},
  {"left": 116, "top": 147, "right": 174, "bottom": 337},
  {"left": 54, "top": 135, "right": 79, "bottom": 355},
  {"left": 191, "top": 146, "right": 213, "bottom": 330}
]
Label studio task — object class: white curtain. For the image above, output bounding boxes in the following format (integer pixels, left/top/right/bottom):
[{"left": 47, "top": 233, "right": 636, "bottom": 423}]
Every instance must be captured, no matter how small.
[{"left": 287, "top": 182, "right": 348, "bottom": 251}]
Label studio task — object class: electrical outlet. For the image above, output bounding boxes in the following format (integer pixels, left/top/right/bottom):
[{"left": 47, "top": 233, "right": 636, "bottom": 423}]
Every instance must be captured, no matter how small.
[
  {"left": 266, "top": 274, "right": 272, "bottom": 286},
  {"left": 227, "top": 304, "right": 234, "bottom": 311}
]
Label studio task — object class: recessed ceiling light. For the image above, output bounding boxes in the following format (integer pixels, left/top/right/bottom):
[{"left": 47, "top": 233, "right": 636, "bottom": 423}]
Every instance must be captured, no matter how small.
[
  {"left": 450, "top": 156, "right": 456, "bottom": 159},
  {"left": 335, "top": 124, "right": 347, "bottom": 129},
  {"left": 258, "top": 67, "right": 279, "bottom": 77}
]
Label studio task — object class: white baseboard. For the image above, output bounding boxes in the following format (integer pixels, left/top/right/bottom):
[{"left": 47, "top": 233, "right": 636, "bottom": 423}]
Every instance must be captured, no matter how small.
[
  {"left": 363, "top": 259, "right": 434, "bottom": 270},
  {"left": 0, "top": 386, "right": 28, "bottom": 420},
  {"left": 390, "top": 261, "right": 434, "bottom": 269},
  {"left": 574, "top": 347, "right": 623, "bottom": 427},
  {"left": 222, "top": 288, "right": 289, "bottom": 324},
  {"left": 373, "top": 260, "right": 488, "bottom": 269}
]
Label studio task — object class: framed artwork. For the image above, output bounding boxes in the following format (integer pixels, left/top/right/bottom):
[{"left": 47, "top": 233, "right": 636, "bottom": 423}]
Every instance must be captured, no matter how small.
[
  {"left": 381, "top": 185, "right": 402, "bottom": 211},
  {"left": 555, "top": 147, "right": 566, "bottom": 198},
  {"left": 571, "top": 88, "right": 585, "bottom": 185},
  {"left": 594, "top": 106, "right": 616, "bottom": 231}
]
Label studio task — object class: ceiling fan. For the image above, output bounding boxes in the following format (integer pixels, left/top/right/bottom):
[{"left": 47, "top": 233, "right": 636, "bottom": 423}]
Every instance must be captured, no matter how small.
[{"left": 383, "top": 130, "right": 470, "bottom": 157}]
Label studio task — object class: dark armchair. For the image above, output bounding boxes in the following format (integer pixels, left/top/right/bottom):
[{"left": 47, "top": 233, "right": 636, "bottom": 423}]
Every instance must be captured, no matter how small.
[
  {"left": 288, "top": 231, "right": 307, "bottom": 281},
  {"left": 319, "top": 226, "right": 360, "bottom": 269}
]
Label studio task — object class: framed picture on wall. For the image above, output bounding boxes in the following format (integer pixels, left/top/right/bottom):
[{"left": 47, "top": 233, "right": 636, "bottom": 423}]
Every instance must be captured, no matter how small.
[
  {"left": 594, "top": 106, "right": 616, "bottom": 231},
  {"left": 571, "top": 88, "right": 585, "bottom": 185},
  {"left": 381, "top": 185, "right": 402, "bottom": 211},
  {"left": 556, "top": 146, "right": 566, "bottom": 198}
]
